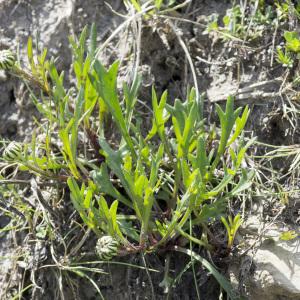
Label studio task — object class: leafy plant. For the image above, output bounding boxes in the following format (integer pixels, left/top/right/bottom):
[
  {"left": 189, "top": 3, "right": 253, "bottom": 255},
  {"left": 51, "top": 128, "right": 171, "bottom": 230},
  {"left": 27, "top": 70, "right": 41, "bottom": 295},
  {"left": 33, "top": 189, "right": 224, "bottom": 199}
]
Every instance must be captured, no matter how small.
[
  {"left": 279, "top": 230, "right": 298, "bottom": 241},
  {"left": 276, "top": 46, "right": 294, "bottom": 68},
  {"left": 206, "top": 3, "right": 276, "bottom": 41},
  {"left": 284, "top": 31, "right": 300, "bottom": 53},
  {"left": 277, "top": 31, "right": 300, "bottom": 68},
  {"left": 222, "top": 5, "right": 244, "bottom": 37},
  {"left": 0, "top": 24, "right": 254, "bottom": 299},
  {"left": 275, "top": 1, "right": 290, "bottom": 21},
  {"left": 123, "top": 0, "right": 177, "bottom": 13},
  {"left": 221, "top": 213, "right": 243, "bottom": 249}
]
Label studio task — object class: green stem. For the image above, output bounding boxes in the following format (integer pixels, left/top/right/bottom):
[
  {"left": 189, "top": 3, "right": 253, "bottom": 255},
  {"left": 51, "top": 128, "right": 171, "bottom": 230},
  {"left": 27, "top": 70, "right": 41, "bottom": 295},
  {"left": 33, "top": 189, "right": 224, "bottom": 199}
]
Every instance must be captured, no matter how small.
[
  {"left": 151, "top": 207, "right": 192, "bottom": 250},
  {"left": 176, "top": 226, "right": 212, "bottom": 250}
]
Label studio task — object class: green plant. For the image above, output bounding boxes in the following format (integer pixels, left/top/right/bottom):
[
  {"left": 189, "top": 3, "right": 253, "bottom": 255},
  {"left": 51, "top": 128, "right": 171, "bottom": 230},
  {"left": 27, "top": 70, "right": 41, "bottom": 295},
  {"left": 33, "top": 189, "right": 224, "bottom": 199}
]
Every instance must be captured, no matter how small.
[
  {"left": 205, "top": 2, "right": 276, "bottom": 42},
  {"left": 222, "top": 5, "right": 245, "bottom": 38},
  {"left": 276, "top": 31, "right": 300, "bottom": 68},
  {"left": 0, "top": 25, "right": 254, "bottom": 299},
  {"left": 276, "top": 46, "right": 294, "bottom": 68},
  {"left": 205, "top": 6, "right": 244, "bottom": 41},
  {"left": 279, "top": 230, "right": 298, "bottom": 241},
  {"left": 284, "top": 31, "right": 300, "bottom": 53},
  {"left": 275, "top": 1, "right": 290, "bottom": 21},
  {"left": 123, "top": 0, "right": 177, "bottom": 12},
  {"left": 221, "top": 213, "right": 243, "bottom": 249}
]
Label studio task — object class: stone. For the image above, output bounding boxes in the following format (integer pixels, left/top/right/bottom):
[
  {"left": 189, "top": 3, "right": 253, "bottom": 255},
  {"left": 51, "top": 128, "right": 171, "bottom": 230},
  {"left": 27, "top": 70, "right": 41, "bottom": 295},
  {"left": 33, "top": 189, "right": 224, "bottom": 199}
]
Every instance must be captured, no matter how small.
[{"left": 248, "top": 238, "right": 300, "bottom": 300}]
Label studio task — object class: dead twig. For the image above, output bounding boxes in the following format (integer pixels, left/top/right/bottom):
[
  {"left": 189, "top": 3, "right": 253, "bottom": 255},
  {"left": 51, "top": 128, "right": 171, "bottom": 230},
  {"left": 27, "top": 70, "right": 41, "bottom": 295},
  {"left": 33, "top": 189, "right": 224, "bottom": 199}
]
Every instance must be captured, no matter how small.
[{"left": 30, "top": 178, "right": 61, "bottom": 222}]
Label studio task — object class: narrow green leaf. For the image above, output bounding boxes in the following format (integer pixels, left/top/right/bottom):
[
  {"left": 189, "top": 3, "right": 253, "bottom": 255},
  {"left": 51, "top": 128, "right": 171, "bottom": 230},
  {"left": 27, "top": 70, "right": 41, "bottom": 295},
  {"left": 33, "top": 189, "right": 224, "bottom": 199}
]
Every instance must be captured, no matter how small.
[
  {"left": 93, "top": 61, "right": 136, "bottom": 158},
  {"left": 98, "top": 139, "right": 131, "bottom": 193},
  {"left": 227, "top": 106, "right": 250, "bottom": 146},
  {"left": 155, "top": 0, "right": 163, "bottom": 9},
  {"left": 210, "top": 96, "right": 241, "bottom": 173},
  {"left": 202, "top": 174, "right": 233, "bottom": 199},
  {"left": 27, "top": 37, "right": 36, "bottom": 74},
  {"left": 130, "top": 0, "right": 142, "bottom": 11},
  {"left": 89, "top": 23, "right": 97, "bottom": 58},
  {"left": 173, "top": 247, "right": 236, "bottom": 299},
  {"left": 92, "top": 164, "right": 132, "bottom": 208},
  {"left": 229, "top": 169, "right": 254, "bottom": 196},
  {"left": 98, "top": 196, "right": 110, "bottom": 221},
  {"left": 196, "top": 137, "right": 208, "bottom": 178},
  {"left": 142, "top": 186, "right": 154, "bottom": 235}
]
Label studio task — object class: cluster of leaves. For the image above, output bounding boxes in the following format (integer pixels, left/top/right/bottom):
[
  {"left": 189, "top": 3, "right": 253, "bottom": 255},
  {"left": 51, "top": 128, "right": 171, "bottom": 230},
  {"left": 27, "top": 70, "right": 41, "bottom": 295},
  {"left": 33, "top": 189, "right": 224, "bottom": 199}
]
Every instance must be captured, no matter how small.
[
  {"left": 0, "top": 24, "right": 254, "bottom": 298},
  {"left": 221, "top": 213, "right": 243, "bottom": 249},
  {"left": 123, "top": 0, "right": 177, "bottom": 12},
  {"left": 205, "top": 0, "right": 298, "bottom": 42},
  {"left": 277, "top": 31, "right": 300, "bottom": 68},
  {"left": 206, "top": 2, "right": 277, "bottom": 41}
]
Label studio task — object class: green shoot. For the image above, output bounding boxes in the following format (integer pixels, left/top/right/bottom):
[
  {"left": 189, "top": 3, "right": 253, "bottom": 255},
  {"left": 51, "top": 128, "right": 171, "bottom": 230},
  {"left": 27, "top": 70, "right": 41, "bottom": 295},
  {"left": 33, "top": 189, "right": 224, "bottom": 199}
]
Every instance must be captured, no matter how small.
[{"left": 221, "top": 213, "right": 243, "bottom": 249}]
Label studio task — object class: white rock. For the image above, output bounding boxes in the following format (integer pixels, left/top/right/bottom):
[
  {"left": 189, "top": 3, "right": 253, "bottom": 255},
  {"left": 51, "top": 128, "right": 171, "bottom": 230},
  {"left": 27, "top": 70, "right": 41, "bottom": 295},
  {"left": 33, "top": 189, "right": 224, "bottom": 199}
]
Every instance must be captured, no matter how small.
[{"left": 249, "top": 239, "right": 300, "bottom": 300}]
